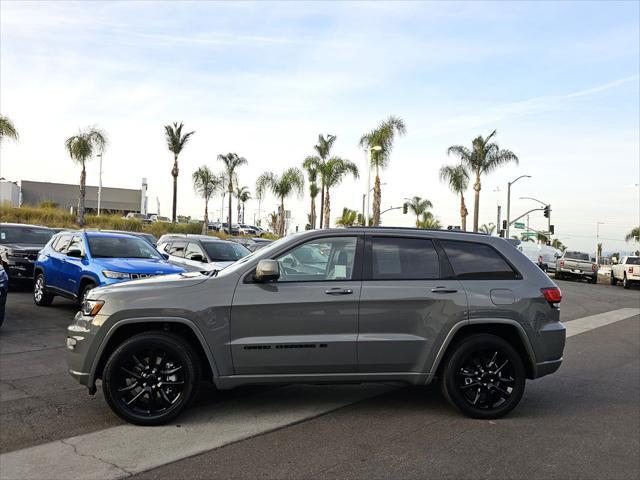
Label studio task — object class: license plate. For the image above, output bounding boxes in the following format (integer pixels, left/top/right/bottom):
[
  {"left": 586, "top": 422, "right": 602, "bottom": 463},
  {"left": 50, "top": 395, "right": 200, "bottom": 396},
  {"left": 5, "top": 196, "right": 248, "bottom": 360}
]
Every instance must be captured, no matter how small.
[{"left": 573, "top": 269, "right": 581, "bottom": 273}]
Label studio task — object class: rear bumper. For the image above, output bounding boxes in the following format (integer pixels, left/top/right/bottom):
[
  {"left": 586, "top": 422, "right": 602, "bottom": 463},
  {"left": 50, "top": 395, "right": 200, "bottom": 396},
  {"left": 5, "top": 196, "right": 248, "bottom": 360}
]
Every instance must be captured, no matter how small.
[
  {"left": 532, "top": 320, "right": 566, "bottom": 379},
  {"left": 558, "top": 268, "right": 596, "bottom": 279}
]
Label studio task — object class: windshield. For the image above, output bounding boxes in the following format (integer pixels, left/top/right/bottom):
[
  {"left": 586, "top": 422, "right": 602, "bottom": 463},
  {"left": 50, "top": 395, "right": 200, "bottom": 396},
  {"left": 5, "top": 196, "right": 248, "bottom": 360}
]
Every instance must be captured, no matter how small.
[
  {"left": 203, "top": 241, "right": 250, "bottom": 262},
  {"left": 0, "top": 225, "right": 54, "bottom": 244},
  {"left": 565, "top": 251, "right": 590, "bottom": 261},
  {"left": 626, "top": 257, "right": 640, "bottom": 265},
  {"left": 88, "top": 236, "right": 161, "bottom": 259}
]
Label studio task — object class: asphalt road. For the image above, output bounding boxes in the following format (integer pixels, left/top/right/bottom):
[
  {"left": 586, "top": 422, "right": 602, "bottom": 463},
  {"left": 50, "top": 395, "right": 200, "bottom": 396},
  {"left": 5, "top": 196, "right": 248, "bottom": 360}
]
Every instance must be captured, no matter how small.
[{"left": 0, "top": 277, "right": 638, "bottom": 479}]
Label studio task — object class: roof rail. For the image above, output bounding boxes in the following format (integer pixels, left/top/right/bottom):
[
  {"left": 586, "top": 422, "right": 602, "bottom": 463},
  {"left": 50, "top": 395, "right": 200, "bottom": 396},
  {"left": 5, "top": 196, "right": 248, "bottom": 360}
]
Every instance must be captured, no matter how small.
[{"left": 345, "top": 226, "right": 487, "bottom": 235}]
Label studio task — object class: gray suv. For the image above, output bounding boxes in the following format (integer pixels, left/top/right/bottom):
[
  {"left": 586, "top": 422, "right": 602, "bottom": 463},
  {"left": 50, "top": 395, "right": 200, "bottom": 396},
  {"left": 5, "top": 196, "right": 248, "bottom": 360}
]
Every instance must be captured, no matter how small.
[{"left": 67, "top": 228, "right": 565, "bottom": 425}]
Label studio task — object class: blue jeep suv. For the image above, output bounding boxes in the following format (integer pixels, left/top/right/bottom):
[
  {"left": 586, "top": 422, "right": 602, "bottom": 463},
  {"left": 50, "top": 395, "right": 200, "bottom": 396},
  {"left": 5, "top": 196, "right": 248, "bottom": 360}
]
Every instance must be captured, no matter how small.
[{"left": 33, "top": 231, "right": 185, "bottom": 307}]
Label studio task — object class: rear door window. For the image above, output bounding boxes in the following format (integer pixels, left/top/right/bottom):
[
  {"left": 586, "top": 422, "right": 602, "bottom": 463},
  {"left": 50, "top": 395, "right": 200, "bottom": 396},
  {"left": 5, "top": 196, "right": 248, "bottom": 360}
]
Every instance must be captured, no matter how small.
[
  {"left": 371, "top": 237, "right": 439, "bottom": 280},
  {"left": 168, "top": 241, "right": 187, "bottom": 258},
  {"left": 441, "top": 240, "right": 518, "bottom": 280}
]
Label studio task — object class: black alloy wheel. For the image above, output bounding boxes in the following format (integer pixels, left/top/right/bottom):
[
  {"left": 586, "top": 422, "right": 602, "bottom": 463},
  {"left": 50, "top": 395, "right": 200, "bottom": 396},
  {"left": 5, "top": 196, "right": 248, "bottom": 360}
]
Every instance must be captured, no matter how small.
[
  {"left": 102, "top": 332, "right": 201, "bottom": 426},
  {"left": 441, "top": 334, "right": 526, "bottom": 419}
]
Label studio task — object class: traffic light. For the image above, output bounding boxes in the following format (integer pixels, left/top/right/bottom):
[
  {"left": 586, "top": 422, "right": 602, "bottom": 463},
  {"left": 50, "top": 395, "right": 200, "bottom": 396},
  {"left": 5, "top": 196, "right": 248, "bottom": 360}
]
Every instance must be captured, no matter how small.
[
  {"left": 550, "top": 224, "right": 555, "bottom": 235},
  {"left": 402, "top": 203, "right": 408, "bottom": 214},
  {"left": 502, "top": 220, "right": 507, "bottom": 230},
  {"left": 543, "top": 205, "right": 551, "bottom": 218}
]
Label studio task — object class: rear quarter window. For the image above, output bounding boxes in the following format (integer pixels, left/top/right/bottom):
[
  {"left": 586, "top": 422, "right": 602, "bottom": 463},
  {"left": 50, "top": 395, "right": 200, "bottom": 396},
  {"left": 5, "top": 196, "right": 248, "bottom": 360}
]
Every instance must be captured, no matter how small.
[{"left": 441, "top": 240, "right": 519, "bottom": 280}]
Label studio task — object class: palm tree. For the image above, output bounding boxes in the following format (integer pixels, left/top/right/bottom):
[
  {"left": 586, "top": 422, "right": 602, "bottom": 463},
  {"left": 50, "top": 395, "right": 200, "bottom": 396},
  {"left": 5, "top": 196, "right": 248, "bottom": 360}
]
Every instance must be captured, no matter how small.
[
  {"left": 520, "top": 234, "right": 535, "bottom": 242},
  {"left": 551, "top": 238, "right": 565, "bottom": 251},
  {"left": 302, "top": 159, "right": 320, "bottom": 229},
  {"left": 304, "top": 134, "right": 336, "bottom": 228},
  {"left": 417, "top": 211, "right": 441, "bottom": 229},
  {"left": 217, "top": 153, "right": 248, "bottom": 229},
  {"left": 625, "top": 227, "right": 639, "bottom": 243},
  {"left": 359, "top": 116, "right": 406, "bottom": 226},
  {"left": 479, "top": 223, "right": 496, "bottom": 235},
  {"left": 406, "top": 196, "right": 433, "bottom": 227},
  {"left": 267, "top": 212, "right": 278, "bottom": 233},
  {"left": 65, "top": 127, "right": 107, "bottom": 226},
  {"left": 256, "top": 167, "right": 304, "bottom": 236},
  {"left": 319, "top": 157, "right": 359, "bottom": 228},
  {"left": 336, "top": 208, "right": 358, "bottom": 227},
  {"left": 447, "top": 130, "right": 518, "bottom": 232},
  {"left": 234, "top": 186, "right": 251, "bottom": 223},
  {"left": 192, "top": 166, "right": 222, "bottom": 235},
  {"left": 439, "top": 164, "right": 470, "bottom": 230},
  {"left": 537, "top": 232, "right": 549, "bottom": 244},
  {"left": 164, "top": 122, "right": 195, "bottom": 223},
  {"left": 0, "top": 115, "right": 19, "bottom": 143}
]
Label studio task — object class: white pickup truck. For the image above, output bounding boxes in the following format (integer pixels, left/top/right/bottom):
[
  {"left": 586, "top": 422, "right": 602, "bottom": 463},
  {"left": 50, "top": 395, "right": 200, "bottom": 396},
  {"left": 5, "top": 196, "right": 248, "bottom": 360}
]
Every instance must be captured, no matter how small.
[{"left": 610, "top": 256, "right": 640, "bottom": 289}]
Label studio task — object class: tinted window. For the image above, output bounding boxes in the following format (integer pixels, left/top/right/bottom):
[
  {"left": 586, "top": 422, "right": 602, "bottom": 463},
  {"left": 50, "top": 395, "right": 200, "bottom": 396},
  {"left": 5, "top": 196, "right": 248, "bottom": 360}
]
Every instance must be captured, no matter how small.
[
  {"left": 67, "top": 236, "right": 85, "bottom": 256},
  {"left": 277, "top": 237, "right": 357, "bottom": 282},
  {"left": 53, "top": 234, "right": 72, "bottom": 253},
  {"left": 441, "top": 240, "right": 517, "bottom": 280},
  {"left": 371, "top": 237, "right": 439, "bottom": 280},
  {"left": 0, "top": 225, "right": 53, "bottom": 244},
  {"left": 626, "top": 257, "right": 640, "bottom": 265},
  {"left": 87, "top": 236, "right": 161, "bottom": 259},
  {"left": 203, "top": 241, "right": 249, "bottom": 262},
  {"left": 168, "top": 241, "right": 187, "bottom": 258},
  {"left": 564, "top": 251, "right": 590, "bottom": 261},
  {"left": 185, "top": 242, "right": 206, "bottom": 261}
]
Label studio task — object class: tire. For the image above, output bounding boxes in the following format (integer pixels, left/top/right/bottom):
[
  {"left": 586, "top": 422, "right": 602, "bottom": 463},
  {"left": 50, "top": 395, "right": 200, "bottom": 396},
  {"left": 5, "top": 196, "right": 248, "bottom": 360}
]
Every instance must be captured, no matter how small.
[
  {"left": 440, "top": 334, "right": 526, "bottom": 420},
  {"left": 102, "top": 332, "right": 201, "bottom": 426},
  {"left": 78, "top": 282, "right": 96, "bottom": 307},
  {"left": 33, "top": 273, "right": 54, "bottom": 306},
  {"left": 610, "top": 273, "right": 617, "bottom": 286},
  {"left": 589, "top": 275, "right": 598, "bottom": 284},
  {"left": 623, "top": 275, "right": 630, "bottom": 289},
  {"left": 555, "top": 272, "right": 562, "bottom": 280}
]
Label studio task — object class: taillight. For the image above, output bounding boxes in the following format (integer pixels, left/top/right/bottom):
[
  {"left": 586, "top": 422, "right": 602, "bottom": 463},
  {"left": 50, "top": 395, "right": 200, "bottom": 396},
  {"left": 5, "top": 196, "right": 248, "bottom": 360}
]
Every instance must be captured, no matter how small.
[
  {"left": 630, "top": 267, "right": 634, "bottom": 274},
  {"left": 538, "top": 256, "right": 543, "bottom": 263},
  {"left": 560, "top": 260, "right": 564, "bottom": 268},
  {"left": 592, "top": 264, "right": 596, "bottom": 272},
  {"left": 541, "top": 287, "right": 562, "bottom": 304}
]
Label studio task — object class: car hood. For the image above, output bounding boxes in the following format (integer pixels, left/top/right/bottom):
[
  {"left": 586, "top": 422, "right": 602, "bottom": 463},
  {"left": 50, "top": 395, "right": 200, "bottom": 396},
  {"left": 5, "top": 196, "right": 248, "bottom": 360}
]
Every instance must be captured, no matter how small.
[
  {"left": 92, "top": 257, "right": 184, "bottom": 274},
  {"left": 0, "top": 243, "right": 46, "bottom": 252},
  {"left": 88, "top": 271, "right": 211, "bottom": 298}
]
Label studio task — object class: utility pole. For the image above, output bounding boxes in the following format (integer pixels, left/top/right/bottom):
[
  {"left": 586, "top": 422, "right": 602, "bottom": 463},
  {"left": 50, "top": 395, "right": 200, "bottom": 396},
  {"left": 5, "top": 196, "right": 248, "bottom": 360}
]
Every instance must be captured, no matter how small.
[
  {"left": 506, "top": 175, "right": 531, "bottom": 238},
  {"left": 97, "top": 153, "right": 103, "bottom": 216},
  {"left": 496, "top": 205, "right": 501, "bottom": 235},
  {"left": 596, "top": 221, "right": 605, "bottom": 264}
]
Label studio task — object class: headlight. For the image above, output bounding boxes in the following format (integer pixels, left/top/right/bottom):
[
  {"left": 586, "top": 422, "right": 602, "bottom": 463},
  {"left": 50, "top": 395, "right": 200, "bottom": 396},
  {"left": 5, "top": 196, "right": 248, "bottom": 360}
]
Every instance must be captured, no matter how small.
[
  {"left": 102, "top": 270, "right": 131, "bottom": 279},
  {"left": 81, "top": 299, "right": 104, "bottom": 316}
]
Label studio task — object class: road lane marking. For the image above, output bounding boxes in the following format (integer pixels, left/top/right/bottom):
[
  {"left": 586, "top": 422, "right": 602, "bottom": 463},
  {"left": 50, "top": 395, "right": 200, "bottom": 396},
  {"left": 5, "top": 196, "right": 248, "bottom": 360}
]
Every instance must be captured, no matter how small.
[
  {"left": 564, "top": 308, "right": 639, "bottom": 338},
  {"left": 1, "top": 308, "right": 638, "bottom": 480}
]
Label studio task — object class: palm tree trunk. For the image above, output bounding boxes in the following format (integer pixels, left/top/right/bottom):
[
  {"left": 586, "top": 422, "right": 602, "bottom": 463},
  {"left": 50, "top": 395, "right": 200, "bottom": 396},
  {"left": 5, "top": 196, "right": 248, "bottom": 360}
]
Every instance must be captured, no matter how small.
[
  {"left": 202, "top": 197, "right": 209, "bottom": 235},
  {"left": 171, "top": 154, "right": 178, "bottom": 223},
  {"left": 318, "top": 183, "right": 325, "bottom": 229},
  {"left": 242, "top": 203, "right": 246, "bottom": 224},
  {"left": 460, "top": 192, "right": 468, "bottom": 231},
  {"left": 278, "top": 198, "right": 285, "bottom": 236},
  {"left": 323, "top": 188, "right": 331, "bottom": 228},
  {"left": 77, "top": 161, "right": 86, "bottom": 226},
  {"left": 310, "top": 195, "right": 316, "bottom": 229},
  {"left": 237, "top": 201, "right": 241, "bottom": 224},
  {"left": 372, "top": 170, "right": 381, "bottom": 227},
  {"left": 227, "top": 182, "right": 233, "bottom": 232},
  {"left": 472, "top": 173, "right": 481, "bottom": 232}
]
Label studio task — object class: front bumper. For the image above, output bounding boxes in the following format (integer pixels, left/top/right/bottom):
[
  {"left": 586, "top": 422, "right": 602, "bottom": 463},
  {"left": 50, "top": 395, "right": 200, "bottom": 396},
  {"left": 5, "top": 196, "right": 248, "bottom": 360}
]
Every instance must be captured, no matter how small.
[
  {"left": 66, "top": 311, "right": 107, "bottom": 392},
  {"left": 3, "top": 259, "right": 36, "bottom": 281}
]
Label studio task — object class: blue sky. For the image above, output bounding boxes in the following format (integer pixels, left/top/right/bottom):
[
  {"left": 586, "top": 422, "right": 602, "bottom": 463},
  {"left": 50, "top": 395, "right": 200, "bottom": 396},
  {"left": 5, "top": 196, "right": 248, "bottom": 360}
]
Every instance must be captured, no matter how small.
[{"left": 1, "top": 1, "right": 638, "bottom": 251}]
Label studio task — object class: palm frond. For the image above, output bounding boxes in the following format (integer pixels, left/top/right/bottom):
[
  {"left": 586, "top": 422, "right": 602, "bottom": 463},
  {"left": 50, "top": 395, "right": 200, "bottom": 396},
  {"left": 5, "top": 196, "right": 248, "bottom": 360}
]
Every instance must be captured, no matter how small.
[{"left": 0, "top": 115, "right": 19, "bottom": 142}]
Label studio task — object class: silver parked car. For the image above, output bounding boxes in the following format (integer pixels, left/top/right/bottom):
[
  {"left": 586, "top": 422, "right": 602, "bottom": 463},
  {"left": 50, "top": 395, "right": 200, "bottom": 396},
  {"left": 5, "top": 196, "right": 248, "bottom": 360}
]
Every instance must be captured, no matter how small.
[
  {"left": 156, "top": 234, "right": 250, "bottom": 272},
  {"left": 67, "top": 228, "right": 566, "bottom": 425}
]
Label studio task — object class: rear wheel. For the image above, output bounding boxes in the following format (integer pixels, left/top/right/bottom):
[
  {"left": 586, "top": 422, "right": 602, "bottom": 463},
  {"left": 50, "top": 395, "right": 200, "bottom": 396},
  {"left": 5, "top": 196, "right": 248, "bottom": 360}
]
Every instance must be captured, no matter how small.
[
  {"left": 102, "top": 332, "right": 201, "bottom": 425},
  {"left": 623, "top": 274, "right": 630, "bottom": 289},
  {"left": 33, "top": 273, "right": 54, "bottom": 306},
  {"left": 441, "top": 334, "right": 526, "bottom": 419},
  {"left": 555, "top": 272, "right": 562, "bottom": 280},
  {"left": 589, "top": 275, "right": 598, "bottom": 284}
]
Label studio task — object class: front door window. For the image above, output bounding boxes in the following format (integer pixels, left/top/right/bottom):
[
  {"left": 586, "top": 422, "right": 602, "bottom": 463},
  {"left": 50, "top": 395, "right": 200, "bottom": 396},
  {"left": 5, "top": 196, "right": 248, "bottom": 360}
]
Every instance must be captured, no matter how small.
[{"left": 276, "top": 237, "right": 357, "bottom": 282}]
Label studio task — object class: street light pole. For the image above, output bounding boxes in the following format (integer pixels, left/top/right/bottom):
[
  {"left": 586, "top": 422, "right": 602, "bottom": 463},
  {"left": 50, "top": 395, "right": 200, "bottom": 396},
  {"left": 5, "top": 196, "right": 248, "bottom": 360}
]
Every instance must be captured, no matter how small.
[
  {"left": 596, "top": 221, "right": 605, "bottom": 265},
  {"left": 97, "top": 153, "right": 103, "bottom": 216},
  {"left": 506, "top": 175, "right": 531, "bottom": 238}
]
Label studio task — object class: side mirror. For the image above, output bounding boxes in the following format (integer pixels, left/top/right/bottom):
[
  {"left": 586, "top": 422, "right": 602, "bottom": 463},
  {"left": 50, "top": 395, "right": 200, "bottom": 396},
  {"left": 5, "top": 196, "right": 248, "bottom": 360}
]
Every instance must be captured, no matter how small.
[
  {"left": 67, "top": 249, "right": 83, "bottom": 258},
  {"left": 161, "top": 253, "right": 170, "bottom": 260},
  {"left": 190, "top": 254, "right": 205, "bottom": 263},
  {"left": 254, "top": 259, "right": 279, "bottom": 282}
]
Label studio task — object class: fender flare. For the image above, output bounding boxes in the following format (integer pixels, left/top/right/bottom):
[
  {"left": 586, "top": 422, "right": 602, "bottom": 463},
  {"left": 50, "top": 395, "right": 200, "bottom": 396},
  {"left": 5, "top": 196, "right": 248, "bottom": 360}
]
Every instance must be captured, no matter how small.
[
  {"left": 88, "top": 316, "right": 220, "bottom": 389},
  {"left": 425, "top": 318, "right": 537, "bottom": 383}
]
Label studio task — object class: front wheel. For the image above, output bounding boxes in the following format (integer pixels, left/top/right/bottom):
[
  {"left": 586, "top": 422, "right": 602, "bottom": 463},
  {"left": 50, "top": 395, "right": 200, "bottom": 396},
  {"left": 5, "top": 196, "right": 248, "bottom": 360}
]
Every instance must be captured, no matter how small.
[
  {"left": 440, "top": 334, "right": 526, "bottom": 419},
  {"left": 102, "top": 332, "right": 201, "bottom": 426},
  {"left": 610, "top": 273, "right": 617, "bottom": 286},
  {"left": 33, "top": 273, "right": 54, "bottom": 306}
]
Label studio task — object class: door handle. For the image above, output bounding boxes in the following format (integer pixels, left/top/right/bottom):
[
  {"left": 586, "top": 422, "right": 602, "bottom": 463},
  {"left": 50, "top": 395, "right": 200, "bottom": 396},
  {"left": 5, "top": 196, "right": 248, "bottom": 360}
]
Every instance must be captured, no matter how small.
[
  {"left": 430, "top": 287, "right": 458, "bottom": 294},
  {"left": 324, "top": 288, "right": 353, "bottom": 295}
]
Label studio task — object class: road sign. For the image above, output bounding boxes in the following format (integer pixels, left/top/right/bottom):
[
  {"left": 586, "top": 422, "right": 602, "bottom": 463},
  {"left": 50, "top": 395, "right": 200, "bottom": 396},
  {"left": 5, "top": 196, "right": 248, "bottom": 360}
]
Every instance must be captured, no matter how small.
[
  {"left": 514, "top": 222, "right": 525, "bottom": 229},
  {"left": 521, "top": 231, "right": 537, "bottom": 238}
]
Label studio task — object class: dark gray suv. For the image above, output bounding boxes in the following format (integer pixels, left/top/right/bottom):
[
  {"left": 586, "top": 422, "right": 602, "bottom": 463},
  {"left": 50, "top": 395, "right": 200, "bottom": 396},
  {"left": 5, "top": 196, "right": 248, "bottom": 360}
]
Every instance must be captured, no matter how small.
[{"left": 67, "top": 228, "right": 565, "bottom": 425}]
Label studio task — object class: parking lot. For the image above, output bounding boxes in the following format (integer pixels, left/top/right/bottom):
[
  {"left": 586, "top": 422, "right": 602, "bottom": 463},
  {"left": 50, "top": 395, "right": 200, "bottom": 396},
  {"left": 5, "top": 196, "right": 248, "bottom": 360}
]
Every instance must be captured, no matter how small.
[{"left": 0, "top": 277, "right": 637, "bottom": 479}]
